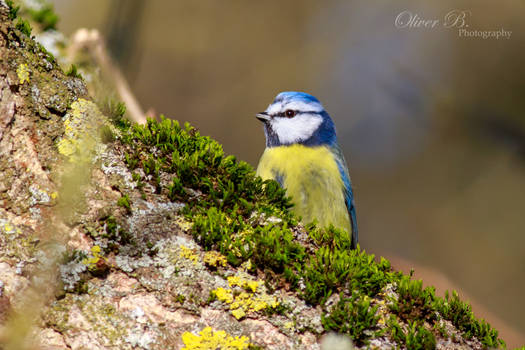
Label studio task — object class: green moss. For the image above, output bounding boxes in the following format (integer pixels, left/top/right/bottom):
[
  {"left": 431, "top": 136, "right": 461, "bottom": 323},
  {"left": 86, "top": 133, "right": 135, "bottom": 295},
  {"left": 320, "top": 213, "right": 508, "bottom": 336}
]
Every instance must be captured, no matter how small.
[
  {"left": 405, "top": 321, "right": 436, "bottom": 350},
  {"left": 387, "top": 316, "right": 436, "bottom": 349},
  {"left": 36, "top": 42, "right": 55, "bottom": 64},
  {"left": 436, "top": 291, "right": 504, "bottom": 347},
  {"left": 28, "top": 4, "right": 58, "bottom": 31},
  {"left": 117, "top": 194, "right": 131, "bottom": 214},
  {"left": 15, "top": 18, "right": 31, "bottom": 37},
  {"left": 117, "top": 117, "right": 505, "bottom": 348},
  {"left": 99, "top": 99, "right": 127, "bottom": 128},
  {"left": 433, "top": 321, "right": 449, "bottom": 339},
  {"left": 321, "top": 293, "right": 383, "bottom": 346},
  {"left": 175, "top": 294, "right": 186, "bottom": 304},
  {"left": 61, "top": 248, "right": 88, "bottom": 265},
  {"left": 6, "top": 0, "right": 19, "bottom": 20},
  {"left": 388, "top": 279, "right": 437, "bottom": 323},
  {"left": 97, "top": 216, "right": 134, "bottom": 252},
  {"left": 65, "top": 64, "right": 82, "bottom": 79},
  {"left": 100, "top": 125, "right": 115, "bottom": 144},
  {"left": 300, "top": 242, "right": 395, "bottom": 305}
]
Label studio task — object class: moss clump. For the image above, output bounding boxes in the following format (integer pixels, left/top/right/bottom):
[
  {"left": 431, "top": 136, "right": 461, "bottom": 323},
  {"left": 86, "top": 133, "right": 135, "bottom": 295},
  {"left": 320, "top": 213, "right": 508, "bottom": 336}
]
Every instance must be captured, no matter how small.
[
  {"left": 116, "top": 193, "right": 131, "bottom": 214},
  {"left": 300, "top": 237, "right": 394, "bottom": 304},
  {"left": 65, "top": 64, "right": 82, "bottom": 79},
  {"left": 321, "top": 293, "right": 383, "bottom": 346},
  {"left": 437, "top": 291, "right": 502, "bottom": 347},
  {"left": 390, "top": 319, "right": 436, "bottom": 350},
  {"left": 97, "top": 99, "right": 127, "bottom": 129},
  {"left": 27, "top": 4, "right": 58, "bottom": 31},
  {"left": 389, "top": 279, "right": 437, "bottom": 323},
  {"left": 117, "top": 117, "right": 504, "bottom": 348},
  {"left": 15, "top": 18, "right": 31, "bottom": 37},
  {"left": 6, "top": 0, "right": 19, "bottom": 20},
  {"left": 99, "top": 216, "right": 134, "bottom": 251}
]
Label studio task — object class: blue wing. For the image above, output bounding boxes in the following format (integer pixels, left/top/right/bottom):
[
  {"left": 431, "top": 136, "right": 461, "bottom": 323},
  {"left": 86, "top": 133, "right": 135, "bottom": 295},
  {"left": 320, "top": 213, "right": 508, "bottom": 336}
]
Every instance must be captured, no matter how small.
[{"left": 332, "top": 145, "right": 358, "bottom": 249}]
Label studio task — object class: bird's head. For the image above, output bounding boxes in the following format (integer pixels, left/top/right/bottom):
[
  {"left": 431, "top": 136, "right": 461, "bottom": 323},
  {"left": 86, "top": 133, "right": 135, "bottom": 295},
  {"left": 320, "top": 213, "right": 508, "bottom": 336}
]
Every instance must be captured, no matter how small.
[{"left": 256, "top": 91, "right": 337, "bottom": 147}]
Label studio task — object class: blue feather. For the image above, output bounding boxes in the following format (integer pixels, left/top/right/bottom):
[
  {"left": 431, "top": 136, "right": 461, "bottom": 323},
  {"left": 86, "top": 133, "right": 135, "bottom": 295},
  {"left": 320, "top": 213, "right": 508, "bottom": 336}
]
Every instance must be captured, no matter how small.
[
  {"left": 333, "top": 145, "right": 358, "bottom": 248},
  {"left": 274, "top": 91, "right": 321, "bottom": 104}
]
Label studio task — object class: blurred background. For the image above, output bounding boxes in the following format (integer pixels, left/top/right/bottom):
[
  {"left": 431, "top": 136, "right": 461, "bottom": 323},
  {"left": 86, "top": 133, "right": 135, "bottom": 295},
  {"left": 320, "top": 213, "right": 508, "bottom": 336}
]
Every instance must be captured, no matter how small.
[{"left": 48, "top": 0, "right": 525, "bottom": 345}]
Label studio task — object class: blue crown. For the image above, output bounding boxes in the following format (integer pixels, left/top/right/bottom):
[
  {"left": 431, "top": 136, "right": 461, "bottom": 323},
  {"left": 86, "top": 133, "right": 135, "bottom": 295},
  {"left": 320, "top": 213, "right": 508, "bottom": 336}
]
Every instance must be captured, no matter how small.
[{"left": 273, "top": 91, "right": 322, "bottom": 106}]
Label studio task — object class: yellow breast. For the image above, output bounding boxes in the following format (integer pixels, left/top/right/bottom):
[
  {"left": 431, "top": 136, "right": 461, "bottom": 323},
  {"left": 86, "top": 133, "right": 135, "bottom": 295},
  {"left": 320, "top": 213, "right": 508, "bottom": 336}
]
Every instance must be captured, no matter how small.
[{"left": 256, "top": 144, "right": 351, "bottom": 233}]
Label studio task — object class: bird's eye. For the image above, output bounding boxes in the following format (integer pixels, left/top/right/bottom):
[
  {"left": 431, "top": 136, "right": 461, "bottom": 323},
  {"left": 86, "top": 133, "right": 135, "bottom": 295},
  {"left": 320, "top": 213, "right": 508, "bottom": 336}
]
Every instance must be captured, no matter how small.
[{"left": 284, "top": 110, "right": 296, "bottom": 118}]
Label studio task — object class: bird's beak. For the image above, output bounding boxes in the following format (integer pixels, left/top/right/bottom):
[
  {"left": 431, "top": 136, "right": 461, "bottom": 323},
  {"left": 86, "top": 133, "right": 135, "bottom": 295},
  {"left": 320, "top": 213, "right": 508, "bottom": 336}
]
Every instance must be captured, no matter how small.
[{"left": 256, "top": 112, "right": 271, "bottom": 122}]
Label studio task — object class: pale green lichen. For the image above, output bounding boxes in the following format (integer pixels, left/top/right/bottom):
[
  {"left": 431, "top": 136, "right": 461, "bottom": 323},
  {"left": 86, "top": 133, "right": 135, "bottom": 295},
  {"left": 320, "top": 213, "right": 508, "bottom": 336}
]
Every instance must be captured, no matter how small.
[
  {"left": 181, "top": 326, "right": 252, "bottom": 350},
  {"left": 17, "top": 63, "right": 30, "bottom": 84}
]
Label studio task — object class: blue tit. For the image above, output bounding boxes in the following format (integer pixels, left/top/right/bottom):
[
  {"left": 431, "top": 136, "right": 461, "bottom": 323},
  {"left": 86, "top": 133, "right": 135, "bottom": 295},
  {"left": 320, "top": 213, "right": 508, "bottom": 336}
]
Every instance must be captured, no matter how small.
[{"left": 255, "top": 91, "right": 358, "bottom": 248}]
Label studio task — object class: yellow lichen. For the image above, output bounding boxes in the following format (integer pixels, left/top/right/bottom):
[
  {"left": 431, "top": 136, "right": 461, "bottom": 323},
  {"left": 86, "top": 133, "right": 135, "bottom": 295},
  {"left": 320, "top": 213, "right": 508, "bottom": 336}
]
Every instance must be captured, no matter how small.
[
  {"left": 181, "top": 326, "right": 252, "bottom": 350},
  {"left": 203, "top": 251, "right": 227, "bottom": 267},
  {"left": 175, "top": 217, "right": 193, "bottom": 231},
  {"left": 231, "top": 308, "right": 246, "bottom": 320},
  {"left": 214, "top": 287, "right": 233, "bottom": 304},
  {"left": 284, "top": 321, "right": 295, "bottom": 330},
  {"left": 179, "top": 245, "right": 198, "bottom": 264},
  {"left": 56, "top": 98, "right": 109, "bottom": 163},
  {"left": 82, "top": 245, "right": 105, "bottom": 270},
  {"left": 17, "top": 63, "right": 30, "bottom": 84},
  {"left": 241, "top": 260, "right": 252, "bottom": 271},
  {"left": 213, "top": 273, "right": 280, "bottom": 320},
  {"left": 3, "top": 223, "right": 14, "bottom": 233},
  {"left": 227, "top": 275, "right": 260, "bottom": 292}
]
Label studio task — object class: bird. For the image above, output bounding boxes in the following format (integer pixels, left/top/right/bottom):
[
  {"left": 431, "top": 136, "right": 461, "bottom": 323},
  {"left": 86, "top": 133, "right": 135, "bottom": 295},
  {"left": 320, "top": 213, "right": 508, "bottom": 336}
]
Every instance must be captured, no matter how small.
[{"left": 255, "top": 91, "right": 358, "bottom": 249}]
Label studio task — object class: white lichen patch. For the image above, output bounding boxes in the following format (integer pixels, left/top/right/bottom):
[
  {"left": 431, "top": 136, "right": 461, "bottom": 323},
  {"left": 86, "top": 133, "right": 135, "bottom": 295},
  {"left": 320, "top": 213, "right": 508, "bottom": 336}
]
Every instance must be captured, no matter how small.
[
  {"left": 125, "top": 325, "right": 156, "bottom": 349},
  {"left": 28, "top": 184, "right": 55, "bottom": 205},
  {"left": 115, "top": 254, "right": 154, "bottom": 273},
  {"left": 59, "top": 257, "right": 88, "bottom": 291},
  {"left": 100, "top": 153, "right": 137, "bottom": 190}
]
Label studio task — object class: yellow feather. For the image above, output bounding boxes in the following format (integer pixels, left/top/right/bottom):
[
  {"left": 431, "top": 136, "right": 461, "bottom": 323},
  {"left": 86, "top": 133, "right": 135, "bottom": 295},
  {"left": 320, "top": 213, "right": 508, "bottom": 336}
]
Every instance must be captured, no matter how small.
[{"left": 256, "top": 144, "right": 351, "bottom": 233}]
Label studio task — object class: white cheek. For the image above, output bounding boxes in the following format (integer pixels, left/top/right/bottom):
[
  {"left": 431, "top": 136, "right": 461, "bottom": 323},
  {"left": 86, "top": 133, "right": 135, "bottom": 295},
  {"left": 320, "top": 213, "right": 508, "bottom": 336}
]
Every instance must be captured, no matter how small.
[{"left": 271, "top": 114, "right": 323, "bottom": 144}]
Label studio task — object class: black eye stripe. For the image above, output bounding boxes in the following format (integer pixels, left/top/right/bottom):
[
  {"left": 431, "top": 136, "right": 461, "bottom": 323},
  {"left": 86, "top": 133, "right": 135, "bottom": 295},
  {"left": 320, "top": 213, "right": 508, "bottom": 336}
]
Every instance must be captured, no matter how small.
[{"left": 271, "top": 110, "right": 320, "bottom": 118}]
